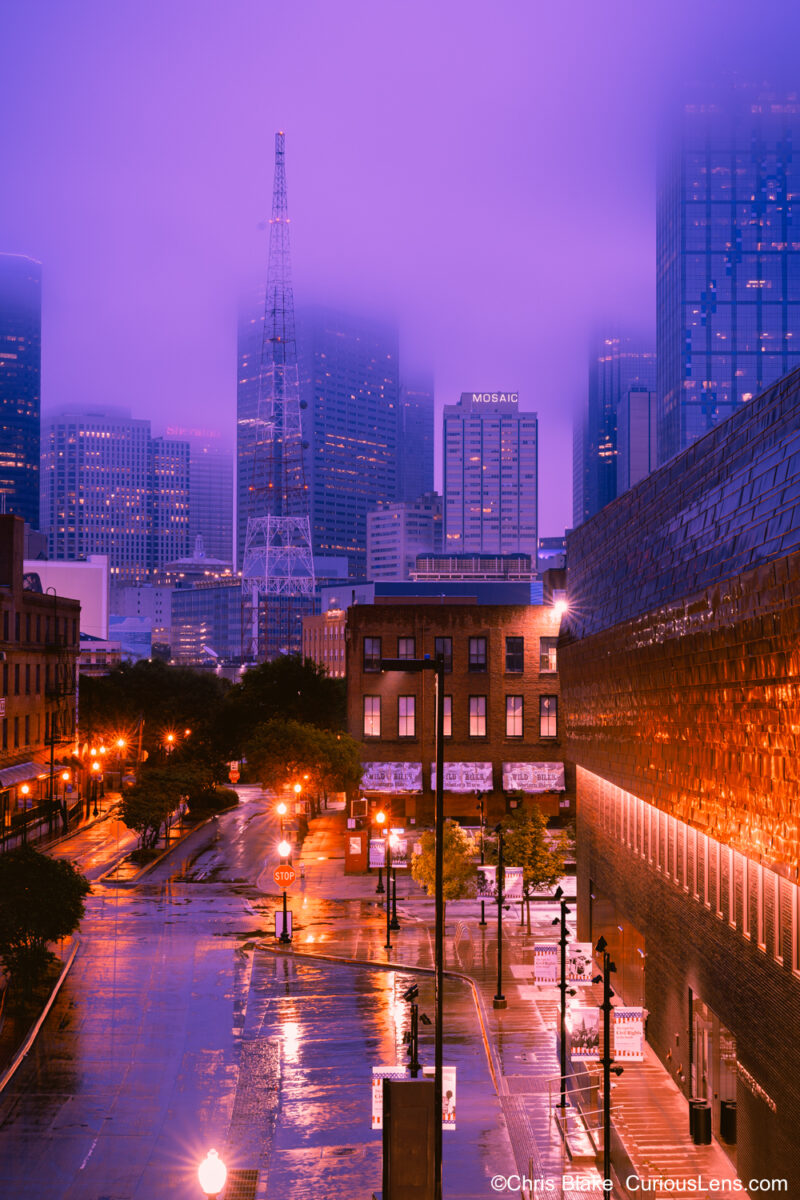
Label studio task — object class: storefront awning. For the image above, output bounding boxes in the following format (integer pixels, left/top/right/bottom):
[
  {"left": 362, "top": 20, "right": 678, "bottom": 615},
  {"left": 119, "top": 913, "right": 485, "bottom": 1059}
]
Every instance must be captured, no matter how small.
[{"left": 0, "top": 761, "right": 49, "bottom": 788}]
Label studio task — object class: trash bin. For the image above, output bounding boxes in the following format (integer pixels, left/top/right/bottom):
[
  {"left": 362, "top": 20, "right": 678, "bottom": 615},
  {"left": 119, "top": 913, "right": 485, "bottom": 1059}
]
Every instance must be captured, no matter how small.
[
  {"left": 720, "top": 1100, "right": 737, "bottom": 1144},
  {"left": 689, "top": 1099, "right": 712, "bottom": 1145}
]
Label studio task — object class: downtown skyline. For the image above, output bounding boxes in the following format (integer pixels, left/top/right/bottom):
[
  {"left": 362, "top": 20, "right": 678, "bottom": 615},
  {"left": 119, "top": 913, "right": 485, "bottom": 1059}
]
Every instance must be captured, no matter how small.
[{"left": 4, "top": 1, "right": 800, "bottom": 535}]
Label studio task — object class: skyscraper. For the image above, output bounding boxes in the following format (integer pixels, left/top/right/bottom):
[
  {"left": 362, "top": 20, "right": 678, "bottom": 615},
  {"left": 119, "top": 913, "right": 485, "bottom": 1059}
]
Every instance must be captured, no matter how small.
[
  {"left": 367, "top": 491, "right": 443, "bottom": 580},
  {"left": 657, "top": 89, "right": 800, "bottom": 463},
  {"left": 0, "top": 254, "right": 41, "bottom": 529},
  {"left": 237, "top": 301, "right": 401, "bottom": 579},
  {"left": 165, "top": 427, "right": 233, "bottom": 564},
  {"left": 573, "top": 334, "right": 656, "bottom": 525},
  {"left": 398, "top": 378, "right": 434, "bottom": 503},
  {"left": 443, "top": 392, "right": 537, "bottom": 557},
  {"left": 41, "top": 408, "right": 189, "bottom": 583}
]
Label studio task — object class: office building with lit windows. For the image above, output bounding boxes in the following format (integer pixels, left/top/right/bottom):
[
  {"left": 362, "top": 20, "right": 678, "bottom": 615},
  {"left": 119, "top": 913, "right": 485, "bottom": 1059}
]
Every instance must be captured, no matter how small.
[
  {"left": 443, "top": 392, "right": 537, "bottom": 557},
  {"left": 573, "top": 335, "right": 656, "bottom": 525},
  {"left": 237, "top": 301, "right": 401, "bottom": 577},
  {"left": 657, "top": 90, "right": 800, "bottom": 463},
  {"left": 398, "top": 378, "right": 434, "bottom": 504},
  {"left": 0, "top": 254, "right": 41, "bottom": 530},
  {"left": 165, "top": 427, "right": 233, "bottom": 564},
  {"left": 41, "top": 408, "right": 189, "bottom": 583}
]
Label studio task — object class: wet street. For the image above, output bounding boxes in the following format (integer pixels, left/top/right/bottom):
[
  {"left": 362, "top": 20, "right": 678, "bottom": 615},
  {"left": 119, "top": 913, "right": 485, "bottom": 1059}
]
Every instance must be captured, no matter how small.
[{"left": 0, "top": 790, "right": 510, "bottom": 1199}]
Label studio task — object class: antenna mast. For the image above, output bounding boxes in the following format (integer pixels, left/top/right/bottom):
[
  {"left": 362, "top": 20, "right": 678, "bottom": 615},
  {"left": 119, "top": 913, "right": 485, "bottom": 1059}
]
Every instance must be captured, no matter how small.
[{"left": 241, "top": 132, "right": 315, "bottom": 659}]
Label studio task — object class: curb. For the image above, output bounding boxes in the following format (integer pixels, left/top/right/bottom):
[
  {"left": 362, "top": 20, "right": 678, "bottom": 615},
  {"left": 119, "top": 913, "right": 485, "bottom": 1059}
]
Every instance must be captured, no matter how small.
[
  {"left": 97, "top": 809, "right": 233, "bottom": 886},
  {"left": 0, "top": 938, "right": 81, "bottom": 1095},
  {"left": 259, "top": 943, "right": 501, "bottom": 1095}
]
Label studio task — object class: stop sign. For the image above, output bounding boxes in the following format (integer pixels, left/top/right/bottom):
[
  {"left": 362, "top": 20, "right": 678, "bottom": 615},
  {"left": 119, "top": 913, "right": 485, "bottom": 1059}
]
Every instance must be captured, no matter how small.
[{"left": 274, "top": 865, "right": 297, "bottom": 887}]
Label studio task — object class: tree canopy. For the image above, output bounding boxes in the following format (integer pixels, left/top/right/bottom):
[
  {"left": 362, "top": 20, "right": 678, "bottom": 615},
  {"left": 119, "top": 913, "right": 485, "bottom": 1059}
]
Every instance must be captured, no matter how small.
[
  {"left": 244, "top": 719, "right": 362, "bottom": 797},
  {"left": 485, "top": 807, "right": 568, "bottom": 927},
  {"left": 119, "top": 762, "right": 213, "bottom": 848},
  {"left": 0, "top": 846, "right": 90, "bottom": 984},
  {"left": 411, "top": 819, "right": 477, "bottom": 903},
  {"left": 220, "top": 655, "right": 346, "bottom": 754}
]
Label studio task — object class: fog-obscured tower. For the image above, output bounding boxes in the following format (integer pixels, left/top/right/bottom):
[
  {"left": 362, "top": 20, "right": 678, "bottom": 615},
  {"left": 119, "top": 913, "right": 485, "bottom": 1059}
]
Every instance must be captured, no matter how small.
[
  {"left": 398, "top": 378, "right": 434, "bottom": 503},
  {"left": 657, "top": 89, "right": 800, "bottom": 462},
  {"left": 166, "top": 427, "right": 233, "bottom": 564},
  {"left": 0, "top": 254, "right": 41, "bottom": 529}
]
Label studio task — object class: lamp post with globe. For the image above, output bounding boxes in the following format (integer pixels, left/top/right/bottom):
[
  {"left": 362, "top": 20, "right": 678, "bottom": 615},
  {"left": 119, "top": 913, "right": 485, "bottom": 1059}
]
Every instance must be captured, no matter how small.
[{"left": 198, "top": 1149, "right": 227, "bottom": 1199}]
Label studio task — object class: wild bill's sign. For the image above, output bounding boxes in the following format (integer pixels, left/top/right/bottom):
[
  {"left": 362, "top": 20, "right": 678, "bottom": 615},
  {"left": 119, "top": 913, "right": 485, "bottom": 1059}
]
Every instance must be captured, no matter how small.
[
  {"left": 502, "top": 762, "right": 566, "bottom": 792},
  {"left": 361, "top": 762, "right": 422, "bottom": 793},
  {"left": 431, "top": 762, "right": 493, "bottom": 792}
]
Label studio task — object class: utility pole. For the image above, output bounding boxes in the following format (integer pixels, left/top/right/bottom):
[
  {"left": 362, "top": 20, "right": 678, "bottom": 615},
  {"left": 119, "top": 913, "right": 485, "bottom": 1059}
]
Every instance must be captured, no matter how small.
[
  {"left": 241, "top": 131, "right": 315, "bottom": 661},
  {"left": 595, "top": 935, "right": 623, "bottom": 1189},
  {"left": 493, "top": 824, "right": 507, "bottom": 1009},
  {"left": 553, "top": 885, "right": 571, "bottom": 1110}
]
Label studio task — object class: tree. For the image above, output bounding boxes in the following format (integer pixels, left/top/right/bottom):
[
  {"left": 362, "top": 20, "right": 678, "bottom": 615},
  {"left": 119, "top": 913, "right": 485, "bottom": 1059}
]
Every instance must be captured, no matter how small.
[
  {"left": 79, "top": 659, "right": 230, "bottom": 774},
  {"left": 411, "top": 819, "right": 477, "bottom": 921},
  {"left": 220, "top": 656, "right": 346, "bottom": 756},
  {"left": 119, "top": 763, "right": 212, "bottom": 849},
  {"left": 0, "top": 846, "right": 90, "bottom": 986},
  {"left": 487, "top": 807, "right": 568, "bottom": 930},
  {"left": 244, "top": 720, "right": 362, "bottom": 804}
]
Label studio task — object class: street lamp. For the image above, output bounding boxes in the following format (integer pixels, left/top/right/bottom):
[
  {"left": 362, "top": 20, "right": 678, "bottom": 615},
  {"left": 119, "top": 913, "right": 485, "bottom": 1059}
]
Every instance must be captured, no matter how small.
[
  {"left": 91, "top": 760, "right": 101, "bottom": 817},
  {"left": 476, "top": 791, "right": 487, "bottom": 927},
  {"left": 165, "top": 732, "right": 176, "bottom": 757},
  {"left": 381, "top": 652, "right": 446, "bottom": 1200},
  {"left": 553, "top": 885, "right": 571, "bottom": 1110},
  {"left": 493, "top": 823, "right": 507, "bottom": 1010},
  {"left": 374, "top": 809, "right": 386, "bottom": 894},
  {"left": 276, "top": 800, "right": 287, "bottom": 839},
  {"left": 389, "top": 831, "right": 400, "bottom": 932},
  {"left": 60, "top": 770, "right": 70, "bottom": 829},
  {"left": 595, "top": 935, "right": 623, "bottom": 1188},
  {"left": 20, "top": 783, "right": 30, "bottom": 844},
  {"left": 198, "top": 1148, "right": 227, "bottom": 1199},
  {"left": 278, "top": 839, "right": 292, "bottom": 944}
]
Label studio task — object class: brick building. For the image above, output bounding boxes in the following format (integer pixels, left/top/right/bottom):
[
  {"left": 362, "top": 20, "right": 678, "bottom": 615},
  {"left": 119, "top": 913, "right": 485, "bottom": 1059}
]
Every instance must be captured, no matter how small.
[
  {"left": 560, "top": 366, "right": 800, "bottom": 1191},
  {"left": 0, "top": 515, "right": 80, "bottom": 842},
  {"left": 302, "top": 609, "right": 347, "bottom": 679},
  {"left": 346, "top": 599, "right": 569, "bottom": 826}
]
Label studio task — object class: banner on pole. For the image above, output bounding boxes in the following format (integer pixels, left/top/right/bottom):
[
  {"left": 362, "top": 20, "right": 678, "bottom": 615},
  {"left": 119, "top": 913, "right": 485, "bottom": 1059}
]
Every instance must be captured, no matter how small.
[
  {"left": 614, "top": 1007, "right": 645, "bottom": 1061},
  {"left": 476, "top": 865, "right": 496, "bottom": 898},
  {"left": 371, "top": 1065, "right": 409, "bottom": 1129},
  {"left": 504, "top": 866, "right": 524, "bottom": 902},
  {"left": 569, "top": 1006, "right": 600, "bottom": 1061},
  {"left": 567, "top": 942, "right": 594, "bottom": 985},
  {"left": 423, "top": 1064, "right": 457, "bottom": 1130},
  {"left": 533, "top": 943, "right": 559, "bottom": 985},
  {"left": 369, "top": 838, "right": 385, "bottom": 868}
]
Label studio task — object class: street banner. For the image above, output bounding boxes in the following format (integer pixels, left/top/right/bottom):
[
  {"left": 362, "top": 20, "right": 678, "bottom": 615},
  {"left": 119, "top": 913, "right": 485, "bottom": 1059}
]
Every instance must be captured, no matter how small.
[
  {"left": 477, "top": 865, "right": 497, "bottom": 898},
  {"left": 567, "top": 942, "right": 594, "bottom": 985},
  {"left": 504, "top": 866, "right": 524, "bottom": 902},
  {"left": 369, "top": 838, "right": 386, "bottom": 868},
  {"left": 431, "top": 762, "right": 493, "bottom": 793},
  {"left": 570, "top": 1006, "right": 600, "bottom": 1060},
  {"left": 362, "top": 762, "right": 422, "bottom": 792},
  {"left": 533, "top": 943, "right": 559, "bottom": 985},
  {"left": 502, "top": 761, "right": 566, "bottom": 792},
  {"left": 371, "top": 1065, "right": 409, "bottom": 1129},
  {"left": 423, "top": 1064, "right": 457, "bottom": 1130},
  {"left": 614, "top": 1008, "right": 645, "bottom": 1061},
  {"left": 390, "top": 837, "right": 409, "bottom": 868}
]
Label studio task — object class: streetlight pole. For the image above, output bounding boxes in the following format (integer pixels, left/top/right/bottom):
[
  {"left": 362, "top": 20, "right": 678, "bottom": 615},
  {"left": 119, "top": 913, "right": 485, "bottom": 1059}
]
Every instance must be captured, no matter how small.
[
  {"left": 553, "top": 884, "right": 571, "bottom": 1110},
  {"left": 476, "top": 791, "right": 486, "bottom": 927},
  {"left": 278, "top": 839, "right": 292, "bottom": 944},
  {"left": 493, "top": 823, "right": 507, "bottom": 1009},
  {"left": 595, "top": 935, "right": 622, "bottom": 1189},
  {"left": 381, "top": 651, "right": 445, "bottom": 1200},
  {"left": 385, "top": 830, "right": 393, "bottom": 949},
  {"left": 374, "top": 808, "right": 386, "bottom": 894}
]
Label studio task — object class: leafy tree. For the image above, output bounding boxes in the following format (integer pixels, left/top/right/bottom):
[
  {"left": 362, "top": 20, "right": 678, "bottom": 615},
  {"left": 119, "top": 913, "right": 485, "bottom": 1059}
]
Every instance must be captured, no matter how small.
[
  {"left": 79, "top": 659, "right": 230, "bottom": 772},
  {"left": 411, "top": 819, "right": 477, "bottom": 921},
  {"left": 244, "top": 720, "right": 362, "bottom": 805},
  {"left": 486, "top": 807, "right": 568, "bottom": 930},
  {"left": 119, "top": 763, "right": 213, "bottom": 848},
  {"left": 0, "top": 846, "right": 90, "bottom": 986},
  {"left": 220, "top": 656, "right": 346, "bottom": 756}
]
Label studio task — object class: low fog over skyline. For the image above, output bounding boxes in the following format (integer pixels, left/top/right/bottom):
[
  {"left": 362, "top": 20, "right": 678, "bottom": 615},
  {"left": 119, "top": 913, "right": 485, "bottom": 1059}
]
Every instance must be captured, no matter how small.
[{"left": 3, "top": 0, "right": 800, "bottom": 534}]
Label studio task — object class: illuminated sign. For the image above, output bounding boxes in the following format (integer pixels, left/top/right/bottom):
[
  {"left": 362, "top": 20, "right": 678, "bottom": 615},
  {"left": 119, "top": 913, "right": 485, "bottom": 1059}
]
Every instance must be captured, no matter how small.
[{"left": 461, "top": 391, "right": 519, "bottom": 404}]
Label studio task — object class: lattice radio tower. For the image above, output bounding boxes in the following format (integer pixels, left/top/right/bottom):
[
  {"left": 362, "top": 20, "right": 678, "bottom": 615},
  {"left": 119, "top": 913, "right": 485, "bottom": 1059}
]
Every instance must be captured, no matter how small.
[{"left": 241, "top": 132, "right": 315, "bottom": 660}]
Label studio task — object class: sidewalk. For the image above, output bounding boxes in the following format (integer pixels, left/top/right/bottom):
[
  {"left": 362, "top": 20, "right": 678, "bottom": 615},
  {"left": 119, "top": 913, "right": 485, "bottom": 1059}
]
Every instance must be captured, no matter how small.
[{"left": 287, "top": 811, "right": 739, "bottom": 1200}]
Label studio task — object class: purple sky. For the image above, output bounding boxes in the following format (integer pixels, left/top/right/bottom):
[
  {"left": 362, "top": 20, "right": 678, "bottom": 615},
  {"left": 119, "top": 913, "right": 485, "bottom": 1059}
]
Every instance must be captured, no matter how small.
[{"left": 3, "top": 1, "right": 800, "bottom": 535}]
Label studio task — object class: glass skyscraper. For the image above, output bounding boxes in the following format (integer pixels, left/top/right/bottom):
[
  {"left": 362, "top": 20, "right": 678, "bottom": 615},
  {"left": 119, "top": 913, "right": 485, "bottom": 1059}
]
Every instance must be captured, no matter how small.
[
  {"left": 657, "top": 90, "right": 800, "bottom": 462},
  {"left": 573, "top": 334, "right": 656, "bottom": 525},
  {"left": 443, "top": 392, "right": 537, "bottom": 557},
  {"left": 41, "top": 408, "right": 189, "bottom": 583},
  {"left": 0, "top": 254, "right": 41, "bottom": 529},
  {"left": 165, "top": 426, "right": 233, "bottom": 564},
  {"left": 237, "top": 300, "right": 401, "bottom": 578},
  {"left": 398, "top": 378, "right": 434, "bottom": 503}
]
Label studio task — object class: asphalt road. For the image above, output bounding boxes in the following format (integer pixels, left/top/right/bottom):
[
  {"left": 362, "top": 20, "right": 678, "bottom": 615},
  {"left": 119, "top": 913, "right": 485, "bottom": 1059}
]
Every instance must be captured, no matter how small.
[{"left": 0, "top": 787, "right": 509, "bottom": 1199}]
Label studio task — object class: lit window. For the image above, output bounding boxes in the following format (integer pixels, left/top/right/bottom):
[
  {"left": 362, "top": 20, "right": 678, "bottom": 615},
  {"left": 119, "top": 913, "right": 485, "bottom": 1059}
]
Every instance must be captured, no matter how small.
[
  {"left": 539, "top": 637, "right": 558, "bottom": 673},
  {"left": 398, "top": 695, "right": 416, "bottom": 738},
  {"left": 539, "top": 695, "right": 557, "bottom": 738},
  {"left": 506, "top": 695, "right": 523, "bottom": 737},
  {"left": 398, "top": 637, "right": 416, "bottom": 660},
  {"left": 442, "top": 695, "right": 452, "bottom": 738},
  {"left": 363, "top": 696, "right": 381, "bottom": 737},
  {"left": 469, "top": 696, "right": 487, "bottom": 737}
]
